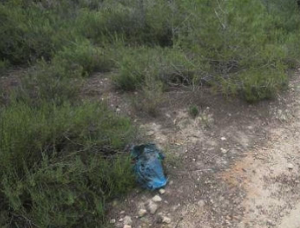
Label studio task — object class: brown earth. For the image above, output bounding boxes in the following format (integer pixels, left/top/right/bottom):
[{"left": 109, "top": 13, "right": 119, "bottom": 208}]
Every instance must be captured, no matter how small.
[
  {"left": 84, "top": 70, "right": 300, "bottom": 228},
  {"left": 2, "top": 68, "right": 300, "bottom": 228}
]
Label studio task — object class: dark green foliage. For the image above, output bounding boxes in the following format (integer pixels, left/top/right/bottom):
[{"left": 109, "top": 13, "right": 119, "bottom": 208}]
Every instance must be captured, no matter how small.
[
  {"left": 0, "top": 60, "right": 9, "bottom": 75},
  {"left": 189, "top": 105, "right": 199, "bottom": 118},
  {"left": 53, "top": 39, "right": 114, "bottom": 76},
  {"left": 1, "top": 0, "right": 300, "bottom": 226},
  {"left": 113, "top": 46, "right": 196, "bottom": 91},
  {"left": 0, "top": 2, "right": 78, "bottom": 65},
  {"left": 2, "top": 0, "right": 300, "bottom": 101},
  {"left": 0, "top": 101, "right": 135, "bottom": 227}
]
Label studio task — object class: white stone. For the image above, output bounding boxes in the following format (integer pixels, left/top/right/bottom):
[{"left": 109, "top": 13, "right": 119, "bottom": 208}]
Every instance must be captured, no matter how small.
[
  {"left": 148, "top": 200, "right": 158, "bottom": 214},
  {"left": 221, "top": 148, "right": 228, "bottom": 154},
  {"left": 110, "top": 219, "right": 116, "bottom": 224},
  {"left": 146, "top": 131, "right": 155, "bottom": 136},
  {"left": 161, "top": 216, "right": 171, "bottom": 224},
  {"left": 221, "top": 137, "right": 227, "bottom": 141},
  {"left": 123, "top": 216, "right": 132, "bottom": 225},
  {"left": 197, "top": 200, "right": 205, "bottom": 207},
  {"left": 159, "top": 189, "right": 166, "bottom": 195},
  {"left": 152, "top": 195, "right": 162, "bottom": 202},
  {"left": 288, "top": 163, "right": 294, "bottom": 169},
  {"left": 138, "top": 209, "right": 147, "bottom": 217}
]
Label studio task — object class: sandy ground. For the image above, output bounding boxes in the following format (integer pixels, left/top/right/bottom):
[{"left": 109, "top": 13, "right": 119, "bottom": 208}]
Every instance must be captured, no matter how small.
[{"left": 98, "top": 70, "right": 300, "bottom": 228}]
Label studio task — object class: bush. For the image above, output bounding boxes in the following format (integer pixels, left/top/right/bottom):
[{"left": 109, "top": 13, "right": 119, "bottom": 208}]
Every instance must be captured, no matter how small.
[
  {"left": 76, "top": 0, "right": 176, "bottom": 46},
  {"left": 0, "top": 3, "right": 78, "bottom": 65},
  {"left": 53, "top": 39, "right": 114, "bottom": 76},
  {"left": 113, "top": 46, "right": 196, "bottom": 91},
  {"left": 0, "top": 60, "right": 9, "bottom": 75},
  {"left": 131, "top": 75, "right": 164, "bottom": 116},
  {"left": 174, "top": 0, "right": 298, "bottom": 101},
  {"left": 189, "top": 105, "right": 199, "bottom": 118},
  {"left": 18, "top": 39, "right": 113, "bottom": 105},
  {"left": 0, "top": 101, "right": 136, "bottom": 227},
  {"left": 19, "top": 60, "right": 83, "bottom": 105}
]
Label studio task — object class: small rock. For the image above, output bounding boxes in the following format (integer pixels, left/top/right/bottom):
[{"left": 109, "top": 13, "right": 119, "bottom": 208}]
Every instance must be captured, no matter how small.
[
  {"left": 288, "top": 163, "right": 294, "bottom": 170},
  {"left": 221, "top": 137, "right": 227, "bottom": 141},
  {"left": 159, "top": 189, "right": 166, "bottom": 195},
  {"left": 197, "top": 200, "right": 205, "bottom": 207},
  {"left": 267, "top": 220, "right": 276, "bottom": 226},
  {"left": 161, "top": 216, "right": 171, "bottom": 224},
  {"left": 110, "top": 219, "right": 116, "bottom": 224},
  {"left": 148, "top": 200, "right": 158, "bottom": 214},
  {"left": 120, "top": 211, "right": 125, "bottom": 214},
  {"left": 123, "top": 225, "right": 132, "bottom": 228},
  {"left": 146, "top": 131, "right": 155, "bottom": 136},
  {"left": 123, "top": 216, "right": 132, "bottom": 225},
  {"left": 221, "top": 148, "right": 228, "bottom": 154},
  {"left": 152, "top": 195, "right": 162, "bottom": 202},
  {"left": 138, "top": 209, "right": 147, "bottom": 217}
]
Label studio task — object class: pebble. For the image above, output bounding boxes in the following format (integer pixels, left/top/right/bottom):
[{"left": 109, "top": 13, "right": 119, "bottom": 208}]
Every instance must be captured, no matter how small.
[
  {"left": 161, "top": 216, "right": 172, "bottom": 224},
  {"left": 146, "top": 131, "right": 155, "bottom": 136},
  {"left": 267, "top": 220, "right": 276, "bottom": 226},
  {"left": 221, "top": 137, "right": 227, "bottom": 141},
  {"left": 110, "top": 219, "right": 116, "bottom": 224},
  {"left": 148, "top": 200, "right": 158, "bottom": 214},
  {"left": 138, "top": 209, "right": 147, "bottom": 217},
  {"left": 288, "top": 163, "right": 294, "bottom": 169},
  {"left": 221, "top": 148, "right": 228, "bottom": 154},
  {"left": 198, "top": 200, "right": 205, "bottom": 207},
  {"left": 123, "top": 216, "right": 132, "bottom": 225},
  {"left": 159, "top": 189, "right": 166, "bottom": 195},
  {"left": 123, "top": 225, "right": 132, "bottom": 228},
  {"left": 152, "top": 195, "right": 162, "bottom": 202}
]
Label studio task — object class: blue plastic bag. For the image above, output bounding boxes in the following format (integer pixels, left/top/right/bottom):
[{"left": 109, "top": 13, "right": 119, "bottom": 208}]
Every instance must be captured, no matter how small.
[{"left": 131, "top": 143, "right": 167, "bottom": 190}]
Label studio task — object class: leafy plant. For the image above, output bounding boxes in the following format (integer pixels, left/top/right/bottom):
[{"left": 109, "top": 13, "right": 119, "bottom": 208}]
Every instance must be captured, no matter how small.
[
  {"left": 189, "top": 105, "right": 199, "bottom": 118},
  {"left": 0, "top": 100, "right": 136, "bottom": 227}
]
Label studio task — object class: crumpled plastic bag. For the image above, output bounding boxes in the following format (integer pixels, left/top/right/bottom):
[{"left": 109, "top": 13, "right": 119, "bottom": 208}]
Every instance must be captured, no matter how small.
[{"left": 131, "top": 143, "right": 167, "bottom": 190}]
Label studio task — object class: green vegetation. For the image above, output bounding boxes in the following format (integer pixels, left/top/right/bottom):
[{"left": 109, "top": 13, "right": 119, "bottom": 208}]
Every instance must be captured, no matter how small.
[
  {"left": 189, "top": 105, "right": 200, "bottom": 118},
  {"left": 1, "top": 0, "right": 300, "bottom": 226},
  {"left": 0, "top": 101, "right": 135, "bottom": 227}
]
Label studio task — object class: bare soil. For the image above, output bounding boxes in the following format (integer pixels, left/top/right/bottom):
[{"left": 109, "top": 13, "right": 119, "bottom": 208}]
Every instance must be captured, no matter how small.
[
  {"left": 2, "top": 69, "right": 300, "bottom": 228},
  {"left": 82, "top": 70, "right": 300, "bottom": 228}
]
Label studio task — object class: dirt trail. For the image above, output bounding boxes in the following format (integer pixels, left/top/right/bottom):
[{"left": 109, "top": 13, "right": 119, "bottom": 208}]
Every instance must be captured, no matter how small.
[
  {"left": 83, "top": 71, "right": 300, "bottom": 228},
  {"left": 175, "top": 73, "right": 300, "bottom": 228}
]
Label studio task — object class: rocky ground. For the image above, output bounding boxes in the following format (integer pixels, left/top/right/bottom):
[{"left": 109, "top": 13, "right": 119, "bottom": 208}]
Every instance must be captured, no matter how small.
[{"left": 85, "top": 70, "right": 300, "bottom": 228}]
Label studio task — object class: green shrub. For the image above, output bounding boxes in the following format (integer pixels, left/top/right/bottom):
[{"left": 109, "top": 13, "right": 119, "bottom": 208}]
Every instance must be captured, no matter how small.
[
  {"left": 19, "top": 60, "right": 83, "bottom": 105},
  {"left": 0, "top": 60, "right": 9, "bottom": 75},
  {"left": 113, "top": 46, "right": 196, "bottom": 91},
  {"left": 76, "top": 0, "right": 176, "bottom": 46},
  {"left": 174, "top": 0, "right": 298, "bottom": 101},
  {"left": 18, "top": 39, "right": 112, "bottom": 105},
  {"left": 0, "top": 4, "right": 56, "bottom": 64},
  {"left": 0, "top": 101, "right": 135, "bottom": 227},
  {"left": 131, "top": 75, "right": 164, "bottom": 116},
  {"left": 189, "top": 105, "right": 199, "bottom": 118},
  {"left": 53, "top": 39, "right": 113, "bottom": 76}
]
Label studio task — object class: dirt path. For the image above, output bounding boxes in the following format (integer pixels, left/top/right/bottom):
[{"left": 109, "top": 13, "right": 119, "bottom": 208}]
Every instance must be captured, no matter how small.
[
  {"left": 82, "top": 71, "right": 300, "bottom": 228},
  {"left": 174, "top": 73, "right": 300, "bottom": 228}
]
